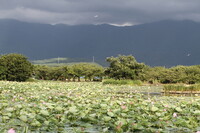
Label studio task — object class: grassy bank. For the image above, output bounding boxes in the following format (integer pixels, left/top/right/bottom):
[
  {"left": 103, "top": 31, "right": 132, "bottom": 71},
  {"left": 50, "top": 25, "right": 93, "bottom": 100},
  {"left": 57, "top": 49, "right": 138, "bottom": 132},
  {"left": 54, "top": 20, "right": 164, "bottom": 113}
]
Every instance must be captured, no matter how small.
[
  {"left": 164, "top": 84, "right": 200, "bottom": 92},
  {"left": 103, "top": 79, "right": 142, "bottom": 86}
]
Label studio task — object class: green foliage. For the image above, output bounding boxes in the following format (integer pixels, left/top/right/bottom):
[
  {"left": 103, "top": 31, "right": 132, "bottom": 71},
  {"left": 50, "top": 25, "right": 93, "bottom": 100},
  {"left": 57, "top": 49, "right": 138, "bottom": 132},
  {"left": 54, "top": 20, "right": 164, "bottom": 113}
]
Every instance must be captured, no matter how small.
[
  {"left": 34, "top": 63, "right": 104, "bottom": 82},
  {"left": 105, "top": 55, "right": 200, "bottom": 84},
  {"left": 105, "top": 55, "right": 146, "bottom": 80},
  {"left": 48, "top": 66, "right": 67, "bottom": 80},
  {"left": 0, "top": 81, "right": 199, "bottom": 132},
  {"left": 164, "top": 84, "right": 200, "bottom": 92},
  {"left": 103, "top": 79, "right": 142, "bottom": 85},
  {"left": 0, "top": 65, "right": 6, "bottom": 80},
  {"left": 184, "top": 65, "right": 200, "bottom": 84},
  {"left": 26, "top": 78, "right": 37, "bottom": 82},
  {"left": 161, "top": 66, "right": 200, "bottom": 84},
  {"left": 0, "top": 53, "right": 33, "bottom": 82},
  {"left": 34, "top": 65, "right": 68, "bottom": 80},
  {"left": 33, "top": 65, "right": 51, "bottom": 80},
  {"left": 70, "top": 63, "right": 104, "bottom": 81},
  {"left": 142, "top": 65, "right": 200, "bottom": 84}
]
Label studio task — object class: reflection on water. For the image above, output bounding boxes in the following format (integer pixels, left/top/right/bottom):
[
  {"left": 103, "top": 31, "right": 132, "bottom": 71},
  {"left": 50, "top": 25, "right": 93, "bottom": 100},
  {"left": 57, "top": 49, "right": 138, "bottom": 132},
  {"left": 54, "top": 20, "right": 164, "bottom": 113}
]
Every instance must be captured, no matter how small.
[
  {"left": 162, "top": 92, "right": 200, "bottom": 97},
  {"left": 116, "top": 85, "right": 200, "bottom": 97},
  {"left": 140, "top": 92, "right": 162, "bottom": 96}
]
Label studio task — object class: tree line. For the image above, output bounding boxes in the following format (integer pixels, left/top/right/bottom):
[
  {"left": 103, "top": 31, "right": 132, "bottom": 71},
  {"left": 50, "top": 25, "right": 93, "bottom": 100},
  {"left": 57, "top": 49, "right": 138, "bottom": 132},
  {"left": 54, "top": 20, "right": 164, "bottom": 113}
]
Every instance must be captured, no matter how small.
[
  {"left": 33, "top": 63, "right": 104, "bottom": 81},
  {"left": 106, "top": 55, "right": 200, "bottom": 84},
  {"left": 0, "top": 53, "right": 200, "bottom": 84}
]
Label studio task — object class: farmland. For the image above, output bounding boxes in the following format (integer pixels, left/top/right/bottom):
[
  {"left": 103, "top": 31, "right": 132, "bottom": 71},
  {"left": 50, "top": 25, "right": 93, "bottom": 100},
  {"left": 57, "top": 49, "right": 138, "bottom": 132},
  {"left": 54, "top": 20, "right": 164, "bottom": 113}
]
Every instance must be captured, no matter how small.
[{"left": 0, "top": 81, "right": 200, "bottom": 133}]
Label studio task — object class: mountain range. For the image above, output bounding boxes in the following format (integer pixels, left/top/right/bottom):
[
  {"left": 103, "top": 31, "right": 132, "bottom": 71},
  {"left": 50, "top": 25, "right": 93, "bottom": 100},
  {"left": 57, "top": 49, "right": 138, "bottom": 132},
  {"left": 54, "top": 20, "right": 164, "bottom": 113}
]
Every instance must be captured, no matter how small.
[{"left": 0, "top": 19, "right": 200, "bottom": 66}]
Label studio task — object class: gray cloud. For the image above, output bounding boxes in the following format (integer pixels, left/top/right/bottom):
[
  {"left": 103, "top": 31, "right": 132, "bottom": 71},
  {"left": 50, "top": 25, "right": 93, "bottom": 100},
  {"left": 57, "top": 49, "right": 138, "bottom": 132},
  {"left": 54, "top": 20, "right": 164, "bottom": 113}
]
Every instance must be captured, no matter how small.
[{"left": 0, "top": 0, "right": 200, "bottom": 25}]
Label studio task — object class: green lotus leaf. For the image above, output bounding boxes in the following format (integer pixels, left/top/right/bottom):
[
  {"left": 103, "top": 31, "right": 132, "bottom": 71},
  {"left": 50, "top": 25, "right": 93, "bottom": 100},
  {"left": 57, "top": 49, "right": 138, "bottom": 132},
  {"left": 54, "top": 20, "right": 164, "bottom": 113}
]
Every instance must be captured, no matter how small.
[
  {"left": 115, "top": 119, "right": 127, "bottom": 126},
  {"left": 194, "top": 110, "right": 200, "bottom": 115},
  {"left": 156, "top": 112, "right": 161, "bottom": 117},
  {"left": 103, "top": 116, "right": 111, "bottom": 122},
  {"left": 113, "top": 109, "right": 120, "bottom": 113},
  {"left": 107, "top": 112, "right": 114, "bottom": 117},
  {"left": 46, "top": 104, "right": 54, "bottom": 109},
  {"left": 89, "top": 113, "right": 96, "bottom": 118},
  {"left": 5, "top": 107, "right": 14, "bottom": 112},
  {"left": 121, "top": 113, "right": 127, "bottom": 117},
  {"left": 28, "top": 113, "right": 36, "bottom": 119},
  {"left": 69, "top": 106, "right": 77, "bottom": 113},
  {"left": 40, "top": 110, "right": 49, "bottom": 116},
  {"left": 132, "top": 123, "right": 144, "bottom": 130},
  {"left": 31, "top": 120, "right": 41, "bottom": 127},
  {"left": 16, "top": 104, "right": 22, "bottom": 108},
  {"left": 175, "top": 107, "right": 182, "bottom": 112},
  {"left": 19, "top": 115, "right": 28, "bottom": 122},
  {"left": 55, "top": 106, "right": 63, "bottom": 111},
  {"left": 44, "top": 120, "right": 49, "bottom": 125},
  {"left": 100, "top": 104, "right": 107, "bottom": 108},
  {"left": 2, "top": 103, "right": 8, "bottom": 107},
  {"left": 2, "top": 116, "right": 10, "bottom": 120},
  {"left": 3, "top": 112, "right": 12, "bottom": 117},
  {"left": 151, "top": 106, "right": 158, "bottom": 112},
  {"left": 0, "top": 80, "right": 200, "bottom": 132}
]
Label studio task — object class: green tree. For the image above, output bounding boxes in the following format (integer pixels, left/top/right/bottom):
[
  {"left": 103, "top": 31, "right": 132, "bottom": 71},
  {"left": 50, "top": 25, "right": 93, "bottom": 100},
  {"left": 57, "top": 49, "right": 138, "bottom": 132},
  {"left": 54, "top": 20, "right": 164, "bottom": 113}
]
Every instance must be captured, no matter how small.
[
  {"left": 0, "top": 53, "right": 33, "bottom": 81},
  {"left": 49, "top": 66, "right": 67, "bottom": 81},
  {"left": 0, "top": 65, "right": 6, "bottom": 80},
  {"left": 34, "top": 65, "right": 69, "bottom": 81},
  {"left": 71, "top": 64, "right": 85, "bottom": 81},
  {"left": 184, "top": 65, "right": 200, "bottom": 84},
  {"left": 71, "top": 63, "right": 104, "bottom": 81},
  {"left": 64, "top": 66, "right": 76, "bottom": 82},
  {"left": 170, "top": 65, "right": 187, "bottom": 83},
  {"left": 34, "top": 65, "right": 51, "bottom": 80},
  {"left": 82, "top": 63, "right": 104, "bottom": 81},
  {"left": 105, "top": 55, "right": 146, "bottom": 80}
]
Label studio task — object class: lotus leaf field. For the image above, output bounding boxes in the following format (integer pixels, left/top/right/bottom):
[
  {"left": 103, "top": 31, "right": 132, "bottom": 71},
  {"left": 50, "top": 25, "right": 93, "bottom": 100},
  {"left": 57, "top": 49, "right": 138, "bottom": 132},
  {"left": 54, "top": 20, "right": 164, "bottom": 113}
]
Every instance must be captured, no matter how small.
[{"left": 0, "top": 81, "right": 200, "bottom": 133}]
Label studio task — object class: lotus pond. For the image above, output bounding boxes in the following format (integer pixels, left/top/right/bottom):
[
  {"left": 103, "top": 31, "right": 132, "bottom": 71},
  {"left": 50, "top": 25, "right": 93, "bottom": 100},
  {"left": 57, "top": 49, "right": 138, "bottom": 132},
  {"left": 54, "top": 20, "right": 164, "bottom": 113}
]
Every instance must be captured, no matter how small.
[{"left": 0, "top": 81, "right": 199, "bottom": 133}]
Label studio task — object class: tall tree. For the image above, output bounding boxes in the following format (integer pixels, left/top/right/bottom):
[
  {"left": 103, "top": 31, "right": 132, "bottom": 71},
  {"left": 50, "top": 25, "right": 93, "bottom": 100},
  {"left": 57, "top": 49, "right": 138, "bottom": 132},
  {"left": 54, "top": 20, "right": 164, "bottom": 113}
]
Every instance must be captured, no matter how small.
[
  {"left": 0, "top": 53, "right": 33, "bottom": 81},
  {"left": 105, "top": 55, "right": 146, "bottom": 80}
]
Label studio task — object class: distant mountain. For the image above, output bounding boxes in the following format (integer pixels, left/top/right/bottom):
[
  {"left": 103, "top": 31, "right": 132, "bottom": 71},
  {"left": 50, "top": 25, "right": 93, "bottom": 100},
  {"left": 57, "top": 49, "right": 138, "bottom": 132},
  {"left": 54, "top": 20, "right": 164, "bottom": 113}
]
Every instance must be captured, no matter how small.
[
  {"left": 0, "top": 19, "right": 200, "bottom": 66},
  {"left": 31, "top": 57, "right": 107, "bottom": 67}
]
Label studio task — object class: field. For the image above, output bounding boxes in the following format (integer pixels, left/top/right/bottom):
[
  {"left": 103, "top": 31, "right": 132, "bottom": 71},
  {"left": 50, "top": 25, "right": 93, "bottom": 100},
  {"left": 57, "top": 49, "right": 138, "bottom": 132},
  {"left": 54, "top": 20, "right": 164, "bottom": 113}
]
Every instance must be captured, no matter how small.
[{"left": 0, "top": 81, "right": 200, "bottom": 133}]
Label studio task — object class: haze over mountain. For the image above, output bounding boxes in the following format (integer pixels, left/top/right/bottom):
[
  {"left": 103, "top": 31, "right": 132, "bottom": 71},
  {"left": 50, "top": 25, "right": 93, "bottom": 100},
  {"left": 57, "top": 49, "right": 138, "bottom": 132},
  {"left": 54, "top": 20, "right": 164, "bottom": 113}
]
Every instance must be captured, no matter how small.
[{"left": 0, "top": 19, "right": 199, "bottom": 66}]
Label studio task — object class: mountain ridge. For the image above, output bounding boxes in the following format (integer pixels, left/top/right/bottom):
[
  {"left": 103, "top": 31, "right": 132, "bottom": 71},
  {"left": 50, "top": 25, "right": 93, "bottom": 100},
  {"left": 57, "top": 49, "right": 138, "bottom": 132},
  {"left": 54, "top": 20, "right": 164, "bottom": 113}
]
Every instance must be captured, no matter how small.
[{"left": 0, "top": 19, "right": 200, "bottom": 66}]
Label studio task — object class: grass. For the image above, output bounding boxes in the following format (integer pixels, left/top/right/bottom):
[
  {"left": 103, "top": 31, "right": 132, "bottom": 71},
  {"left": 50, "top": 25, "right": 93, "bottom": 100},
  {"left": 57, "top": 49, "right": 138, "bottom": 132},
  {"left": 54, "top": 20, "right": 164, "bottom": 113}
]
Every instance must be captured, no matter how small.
[
  {"left": 103, "top": 79, "right": 142, "bottom": 86},
  {"left": 164, "top": 84, "right": 200, "bottom": 92}
]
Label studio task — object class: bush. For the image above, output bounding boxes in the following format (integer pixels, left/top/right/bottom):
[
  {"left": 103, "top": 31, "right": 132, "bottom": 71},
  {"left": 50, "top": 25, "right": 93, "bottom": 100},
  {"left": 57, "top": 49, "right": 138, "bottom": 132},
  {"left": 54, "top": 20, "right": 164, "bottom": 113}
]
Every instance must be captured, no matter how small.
[
  {"left": 0, "top": 53, "right": 33, "bottom": 82},
  {"left": 26, "top": 78, "right": 37, "bottom": 82},
  {"left": 103, "top": 79, "right": 142, "bottom": 85}
]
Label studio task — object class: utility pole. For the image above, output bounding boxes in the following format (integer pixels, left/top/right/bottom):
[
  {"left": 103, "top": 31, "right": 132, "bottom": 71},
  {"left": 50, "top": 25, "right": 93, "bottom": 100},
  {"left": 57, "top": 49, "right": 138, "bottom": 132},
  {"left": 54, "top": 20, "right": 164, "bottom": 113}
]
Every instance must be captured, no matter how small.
[
  {"left": 58, "top": 57, "right": 60, "bottom": 64},
  {"left": 93, "top": 56, "right": 95, "bottom": 63}
]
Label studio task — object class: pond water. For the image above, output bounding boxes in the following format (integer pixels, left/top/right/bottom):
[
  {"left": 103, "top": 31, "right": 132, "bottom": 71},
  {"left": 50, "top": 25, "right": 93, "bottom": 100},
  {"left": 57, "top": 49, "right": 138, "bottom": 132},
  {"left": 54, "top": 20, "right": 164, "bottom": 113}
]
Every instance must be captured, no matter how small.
[
  {"left": 117, "top": 85, "right": 200, "bottom": 97},
  {"left": 162, "top": 93, "right": 200, "bottom": 97}
]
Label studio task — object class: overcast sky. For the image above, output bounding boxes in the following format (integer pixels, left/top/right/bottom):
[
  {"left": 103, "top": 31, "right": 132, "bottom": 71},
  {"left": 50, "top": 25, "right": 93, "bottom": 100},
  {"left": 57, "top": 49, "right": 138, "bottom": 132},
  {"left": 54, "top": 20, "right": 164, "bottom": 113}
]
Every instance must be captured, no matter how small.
[{"left": 0, "top": 0, "right": 200, "bottom": 26}]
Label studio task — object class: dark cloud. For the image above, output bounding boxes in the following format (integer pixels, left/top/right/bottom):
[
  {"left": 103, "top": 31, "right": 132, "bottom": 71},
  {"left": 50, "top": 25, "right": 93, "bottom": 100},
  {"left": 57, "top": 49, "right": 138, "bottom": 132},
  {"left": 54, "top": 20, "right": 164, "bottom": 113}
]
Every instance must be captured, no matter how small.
[{"left": 0, "top": 0, "right": 200, "bottom": 25}]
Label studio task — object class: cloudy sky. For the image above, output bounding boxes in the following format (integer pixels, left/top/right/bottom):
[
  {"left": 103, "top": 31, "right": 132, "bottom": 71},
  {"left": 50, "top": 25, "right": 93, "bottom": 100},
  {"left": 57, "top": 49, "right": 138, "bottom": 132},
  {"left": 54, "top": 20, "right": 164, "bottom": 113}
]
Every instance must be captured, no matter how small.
[{"left": 0, "top": 0, "right": 200, "bottom": 26}]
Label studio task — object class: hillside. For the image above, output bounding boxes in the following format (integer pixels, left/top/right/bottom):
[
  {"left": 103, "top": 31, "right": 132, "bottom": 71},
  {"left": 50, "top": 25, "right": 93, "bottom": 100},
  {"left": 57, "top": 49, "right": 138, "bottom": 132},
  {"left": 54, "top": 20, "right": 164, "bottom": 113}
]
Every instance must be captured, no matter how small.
[
  {"left": 0, "top": 19, "right": 200, "bottom": 66},
  {"left": 31, "top": 57, "right": 106, "bottom": 67}
]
